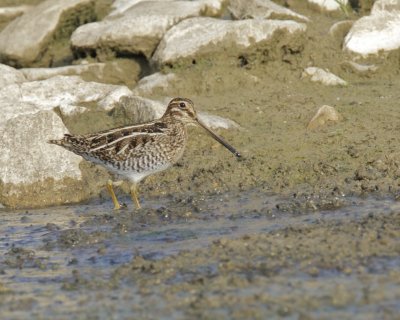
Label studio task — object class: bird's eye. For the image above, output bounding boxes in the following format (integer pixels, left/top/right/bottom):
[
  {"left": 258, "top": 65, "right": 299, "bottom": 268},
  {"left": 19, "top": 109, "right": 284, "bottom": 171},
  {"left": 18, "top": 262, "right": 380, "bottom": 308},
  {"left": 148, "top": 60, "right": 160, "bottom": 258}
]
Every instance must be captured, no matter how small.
[{"left": 179, "top": 102, "right": 186, "bottom": 109}]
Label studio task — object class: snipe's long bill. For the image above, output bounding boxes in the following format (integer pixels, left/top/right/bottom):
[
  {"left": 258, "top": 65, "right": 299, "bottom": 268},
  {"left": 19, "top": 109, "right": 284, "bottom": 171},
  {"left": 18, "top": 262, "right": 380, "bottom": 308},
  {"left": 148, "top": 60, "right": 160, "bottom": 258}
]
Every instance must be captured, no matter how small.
[
  {"left": 49, "top": 97, "right": 241, "bottom": 210},
  {"left": 196, "top": 118, "right": 241, "bottom": 158}
]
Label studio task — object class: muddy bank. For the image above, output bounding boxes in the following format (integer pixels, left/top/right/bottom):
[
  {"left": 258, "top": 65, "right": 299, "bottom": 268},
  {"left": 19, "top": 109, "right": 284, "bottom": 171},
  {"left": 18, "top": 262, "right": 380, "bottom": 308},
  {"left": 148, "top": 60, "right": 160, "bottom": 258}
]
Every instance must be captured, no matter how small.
[{"left": 0, "top": 193, "right": 399, "bottom": 319}]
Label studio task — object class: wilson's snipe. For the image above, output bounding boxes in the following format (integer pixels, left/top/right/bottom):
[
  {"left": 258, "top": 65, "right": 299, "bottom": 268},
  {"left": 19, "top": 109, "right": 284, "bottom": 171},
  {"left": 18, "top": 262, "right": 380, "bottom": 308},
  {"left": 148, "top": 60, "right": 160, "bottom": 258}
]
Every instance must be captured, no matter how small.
[{"left": 49, "top": 97, "right": 241, "bottom": 210}]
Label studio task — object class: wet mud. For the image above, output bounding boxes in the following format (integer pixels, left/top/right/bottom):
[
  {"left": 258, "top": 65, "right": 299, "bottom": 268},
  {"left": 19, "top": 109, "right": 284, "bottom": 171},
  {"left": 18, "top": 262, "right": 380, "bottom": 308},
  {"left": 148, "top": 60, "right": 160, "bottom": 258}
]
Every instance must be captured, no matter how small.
[{"left": 1, "top": 192, "right": 399, "bottom": 319}]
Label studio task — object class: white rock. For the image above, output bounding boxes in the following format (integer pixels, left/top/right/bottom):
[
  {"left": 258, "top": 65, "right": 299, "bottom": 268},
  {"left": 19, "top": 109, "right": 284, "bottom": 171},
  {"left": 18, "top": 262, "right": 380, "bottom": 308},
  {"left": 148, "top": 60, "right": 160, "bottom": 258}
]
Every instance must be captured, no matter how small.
[
  {"left": 0, "top": 0, "right": 95, "bottom": 67},
  {"left": 307, "top": 105, "right": 340, "bottom": 129},
  {"left": 0, "top": 109, "right": 84, "bottom": 208},
  {"left": 344, "top": 10, "right": 400, "bottom": 56},
  {"left": 0, "top": 63, "right": 26, "bottom": 86},
  {"left": 72, "top": 1, "right": 208, "bottom": 59},
  {"left": 0, "top": 111, "right": 82, "bottom": 185},
  {"left": 307, "top": 0, "right": 348, "bottom": 11},
  {"left": 152, "top": 17, "right": 307, "bottom": 65},
  {"left": 302, "top": 67, "right": 347, "bottom": 86},
  {"left": 229, "top": 0, "right": 309, "bottom": 23},
  {"left": 0, "top": 76, "right": 133, "bottom": 125},
  {"left": 132, "top": 72, "right": 177, "bottom": 96}
]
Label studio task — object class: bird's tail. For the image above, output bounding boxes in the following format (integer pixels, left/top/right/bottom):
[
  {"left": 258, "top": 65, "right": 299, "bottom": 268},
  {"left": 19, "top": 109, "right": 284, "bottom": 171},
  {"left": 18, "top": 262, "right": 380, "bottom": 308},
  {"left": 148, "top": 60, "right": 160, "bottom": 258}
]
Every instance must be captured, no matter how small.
[
  {"left": 48, "top": 139, "right": 63, "bottom": 146},
  {"left": 48, "top": 134, "right": 73, "bottom": 147}
]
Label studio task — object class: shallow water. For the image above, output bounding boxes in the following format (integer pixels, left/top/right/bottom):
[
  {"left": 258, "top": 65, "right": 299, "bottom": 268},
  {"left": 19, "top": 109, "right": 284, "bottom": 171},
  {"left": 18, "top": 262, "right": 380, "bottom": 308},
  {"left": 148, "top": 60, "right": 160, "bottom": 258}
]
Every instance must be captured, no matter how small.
[{"left": 1, "top": 190, "right": 399, "bottom": 319}]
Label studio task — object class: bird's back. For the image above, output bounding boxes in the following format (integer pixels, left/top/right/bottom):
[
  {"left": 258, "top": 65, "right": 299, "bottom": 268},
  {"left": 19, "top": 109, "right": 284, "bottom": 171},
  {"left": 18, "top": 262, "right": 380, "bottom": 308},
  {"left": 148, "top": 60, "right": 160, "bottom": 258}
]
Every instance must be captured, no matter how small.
[{"left": 49, "top": 120, "right": 188, "bottom": 177}]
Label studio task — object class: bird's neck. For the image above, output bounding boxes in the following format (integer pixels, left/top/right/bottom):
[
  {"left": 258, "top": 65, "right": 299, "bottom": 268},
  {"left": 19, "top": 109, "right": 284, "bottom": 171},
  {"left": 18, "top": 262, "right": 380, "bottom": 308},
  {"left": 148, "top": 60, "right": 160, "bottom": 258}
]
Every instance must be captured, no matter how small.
[{"left": 161, "top": 112, "right": 185, "bottom": 125}]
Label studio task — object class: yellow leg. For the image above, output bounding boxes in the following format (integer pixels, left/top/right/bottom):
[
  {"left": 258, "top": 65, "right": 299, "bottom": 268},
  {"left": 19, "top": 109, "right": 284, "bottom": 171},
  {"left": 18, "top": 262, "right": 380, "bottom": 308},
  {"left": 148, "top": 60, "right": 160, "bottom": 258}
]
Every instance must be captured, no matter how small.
[
  {"left": 106, "top": 180, "right": 121, "bottom": 210},
  {"left": 130, "top": 184, "right": 141, "bottom": 209}
]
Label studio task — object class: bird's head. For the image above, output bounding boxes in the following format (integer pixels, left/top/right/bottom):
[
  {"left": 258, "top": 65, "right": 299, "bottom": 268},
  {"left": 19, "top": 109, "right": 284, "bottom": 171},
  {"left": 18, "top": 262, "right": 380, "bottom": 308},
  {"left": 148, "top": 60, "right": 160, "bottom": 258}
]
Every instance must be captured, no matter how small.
[
  {"left": 164, "top": 97, "right": 197, "bottom": 125},
  {"left": 163, "top": 97, "right": 241, "bottom": 158}
]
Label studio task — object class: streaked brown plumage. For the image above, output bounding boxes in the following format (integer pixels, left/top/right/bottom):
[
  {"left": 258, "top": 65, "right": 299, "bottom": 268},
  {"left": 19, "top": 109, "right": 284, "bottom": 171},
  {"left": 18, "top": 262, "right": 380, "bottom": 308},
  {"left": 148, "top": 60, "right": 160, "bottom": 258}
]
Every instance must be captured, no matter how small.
[{"left": 49, "top": 97, "right": 240, "bottom": 209}]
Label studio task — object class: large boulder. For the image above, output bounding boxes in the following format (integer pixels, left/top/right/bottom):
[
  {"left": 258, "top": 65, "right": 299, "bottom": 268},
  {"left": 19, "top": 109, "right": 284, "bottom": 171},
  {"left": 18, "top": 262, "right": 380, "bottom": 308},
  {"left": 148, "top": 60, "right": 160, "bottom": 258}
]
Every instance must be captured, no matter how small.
[
  {"left": 152, "top": 17, "right": 306, "bottom": 66},
  {"left": 0, "top": 0, "right": 96, "bottom": 67},
  {"left": 71, "top": 0, "right": 216, "bottom": 59},
  {"left": 344, "top": 0, "right": 400, "bottom": 56},
  {"left": 0, "top": 109, "right": 84, "bottom": 208}
]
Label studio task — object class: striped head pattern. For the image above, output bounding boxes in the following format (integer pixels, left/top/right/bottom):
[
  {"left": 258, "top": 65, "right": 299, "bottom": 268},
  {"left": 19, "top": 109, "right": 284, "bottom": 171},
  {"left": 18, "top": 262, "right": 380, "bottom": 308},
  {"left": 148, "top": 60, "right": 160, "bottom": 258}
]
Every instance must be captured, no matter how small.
[
  {"left": 164, "top": 97, "right": 197, "bottom": 125},
  {"left": 164, "top": 97, "right": 241, "bottom": 158}
]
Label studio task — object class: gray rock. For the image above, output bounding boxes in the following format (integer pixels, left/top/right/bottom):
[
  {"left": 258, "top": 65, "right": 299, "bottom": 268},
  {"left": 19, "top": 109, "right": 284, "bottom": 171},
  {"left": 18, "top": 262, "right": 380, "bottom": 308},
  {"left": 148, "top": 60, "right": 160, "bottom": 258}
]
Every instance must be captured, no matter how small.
[
  {"left": 0, "top": 0, "right": 96, "bottom": 67},
  {"left": 229, "top": 0, "right": 309, "bottom": 23},
  {"left": 152, "top": 17, "right": 306, "bottom": 66},
  {"left": 0, "top": 76, "right": 132, "bottom": 118},
  {"left": 71, "top": 1, "right": 210, "bottom": 59},
  {"left": 302, "top": 67, "right": 347, "bottom": 86},
  {"left": 0, "top": 109, "right": 83, "bottom": 208},
  {"left": 0, "top": 63, "right": 25, "bottom": 87},
  {"left": 344, "top": 0, "right": 400, "bottom": 56}
]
